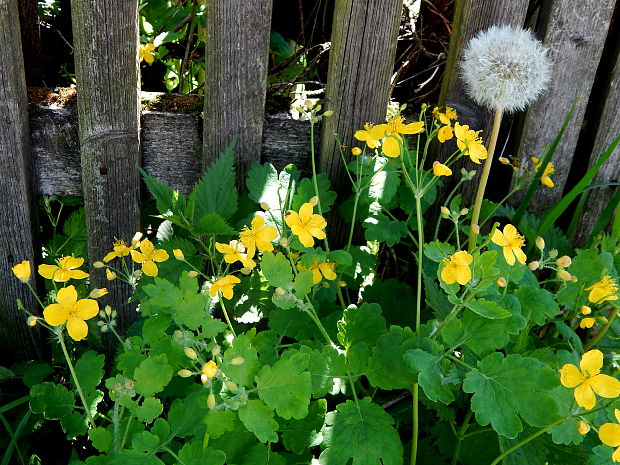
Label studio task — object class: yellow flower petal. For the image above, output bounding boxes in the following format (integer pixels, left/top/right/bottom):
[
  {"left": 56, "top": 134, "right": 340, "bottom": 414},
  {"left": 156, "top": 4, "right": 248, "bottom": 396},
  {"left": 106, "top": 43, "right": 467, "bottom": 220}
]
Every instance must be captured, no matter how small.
[
  {"left": 503, "top": 247, "right": 516, "bottom": 266},
  {"left": 66, "top": 317, "right": 89, "bottom": 341},
  {"left": 140, "top": 239, "right": 155, "bottom": 256},
  {"left": 580, "top": 350, "right": 603, "bottom": 376},
  {"left": 142, "top": 260, "right": 159, "bottom": 277},
  {"left": 43, "top": 303, "right": 69, "bottom": 326},
  {"left": 12, "top": 260, "right": 31, "bottom": 283},
  {"left": 57, "top": 286, "right": 78, "bottom": 307},
  {"left": 574, "top": 382, "right": 596, "bottom": 409},
  {"left": 75, "top": 299, "right": 99, "bottom": 321},
  {"left": 382, "top": 136, "right": 401, "bottom": 158},
  {"left": 455, "top": 265, "right": 472, "bottom": 285},
  {"left": 131, "top": 250, "right": 148, "bottom": 263},
  {"left": 599, "top": 423, "right": 620, "bottom": 448},
  {"left": 67, "top": 269, "right": 89, "bottom": 280},
  {"left": 589, "top": 374, "right": 620, "bottom": 399},
  {"left": 38, "top": 264, "right": 60, "bottom": 280},
  {"left": 150, "top": 248, "right": 169, "bottom": 263},
  {"left": 613, "top": 446, "right": 620, "bottom": 463},
  {"left": 559, "top": 364, "right": 583, "bottom": 388}
]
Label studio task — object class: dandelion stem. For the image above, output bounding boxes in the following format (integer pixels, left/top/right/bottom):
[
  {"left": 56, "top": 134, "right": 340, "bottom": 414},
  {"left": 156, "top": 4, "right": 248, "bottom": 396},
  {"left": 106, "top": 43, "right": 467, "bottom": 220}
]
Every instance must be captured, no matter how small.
[
  {"left": 468, "top": 107, "right": 503, "bottom": 251},
  {"left": 584, "top": 306, "right": 618, "bottom": 351},
  {"left": 58, "top": 332, "right": 94, "bottom": 428}
]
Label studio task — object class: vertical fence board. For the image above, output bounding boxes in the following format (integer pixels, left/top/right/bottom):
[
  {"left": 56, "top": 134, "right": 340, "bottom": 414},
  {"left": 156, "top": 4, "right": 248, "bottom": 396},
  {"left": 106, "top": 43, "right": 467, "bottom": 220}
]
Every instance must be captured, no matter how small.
[
  {"left": 71, "top": 0, "right": 141, "bottom": 334},
  {"left": 575, "top": 44, "right": 620, "bottom": 244},
  {"left": 0, "top": 0, "right": 42, "bottom": 361},
  {"left": 203, "top": 0, "right": 274, "bottom": 182},
  {"left": 320, "top": 0, "right": 403, "bottom": 242},
  {"left": 516, "top": 0, "right": 616, "bottom": 215},
  {"left": 436, "top": 0, "right": 529, "bottom": 206}
]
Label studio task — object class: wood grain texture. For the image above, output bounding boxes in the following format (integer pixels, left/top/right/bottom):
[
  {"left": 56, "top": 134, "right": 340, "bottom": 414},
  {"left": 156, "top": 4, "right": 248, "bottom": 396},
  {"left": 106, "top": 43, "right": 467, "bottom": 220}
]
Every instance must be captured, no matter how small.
[
  {"left": 29, "top": 103, "right": 314, "bottom": 195},
  {"left": 575, "top": 43, "right": 620, "bottom": 245},
  {"left": 516, "top": 0, "right": 616, "bottom": 215},
  {"left": 0, "top": 0, "right": 42, "bottom": 362},
  {"left": 203, "top": 0, "right": 274, "bottom": 183},
  {"left": 70, "top": 0, "right": 141, "bottom": 333},
  {"left": 436, "top": 0, "right": 529, "bottom": 207},
  {"left": 320, "top": 0, "right": 403, "bottom": 243}
]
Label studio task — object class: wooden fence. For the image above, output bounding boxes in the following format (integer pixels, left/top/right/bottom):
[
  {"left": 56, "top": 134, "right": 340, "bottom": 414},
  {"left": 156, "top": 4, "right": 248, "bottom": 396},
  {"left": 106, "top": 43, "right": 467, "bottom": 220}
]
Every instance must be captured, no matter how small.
[{"left": 1, "top": 0, "right": 618, "bottom": 361}]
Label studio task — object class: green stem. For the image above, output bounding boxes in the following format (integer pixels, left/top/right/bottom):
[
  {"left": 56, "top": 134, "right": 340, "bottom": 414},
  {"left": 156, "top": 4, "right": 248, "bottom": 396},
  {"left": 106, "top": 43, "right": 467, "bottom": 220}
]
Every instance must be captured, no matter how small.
[
  {"left": 489, "top": 418, "right": 564, "bottom": 465},
  {"left": 584, "top": 306, "right": 619, "bottom": 351},
  {"left": 120, "top": 415, "right": 132, "bottom": 450},
  {"left": 346, "top": 191, "right": 361, "bottom": 252},
  {"left": 451, "top": 409, "right": 473, "bottom": 465},
  {"left": 58, "top": 332, "right": 94, "bottom": 428},
  {"left": 218, "top": 299, "right": 236, "bottom": 337},
  {"left": 410, "top": 383, "right": 419, "bottom": 465},
  {"left": 468, "top": 108, "right": 503, "bottom": 251},
  {"left": 415, "top": 196, "right": 424, "bottom": 331}
]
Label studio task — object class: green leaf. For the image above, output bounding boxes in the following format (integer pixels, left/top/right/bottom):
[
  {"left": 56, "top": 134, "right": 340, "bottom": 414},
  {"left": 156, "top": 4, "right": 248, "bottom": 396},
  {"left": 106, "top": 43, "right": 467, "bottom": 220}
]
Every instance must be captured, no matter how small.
[
  {"left": 74, "top": 350, "right": 105, "bottom": 402},
  {"left": 132, "top": 431, "right": 160, "bottom": 453},
  {"left": 424, "top": 241, "right": 455, "bottom": 263},
  {"left": 178, "top": 440, "right": 226, "bottom": 465},
  {"left": 366, "top": 327, "right": 418, "bottom": 390},
  {"left": 61, "top": 410, "right": 88, "bottom": 439},
  {"left": 515, "top": 286, "right": 559, "bottom": 325},
  {"left": 238, "top": 399, "right": 279, "bottom": 443},
  {"left": 292, "top": 173, "right": 336, "bottom": 213},
  {"left": 337, "top": 303, "right": 386, "bottom": 350},
  {"left": 464, "top": 298, "right": 511, "bottom": 319},
  {"left": 222, "top": 334, "right": 260, "bottom": 386},
  {"left": 319, "top": 398, "right": 403, "bottom": 465},
  {"left": 293, "top": 270, "right": 314, "bottom": 297},
  {"left": 189, "top": 139, "right": 238, "bottom": 220},
  {"left": 261, "top": 252, "right": 293, "bottom": 288},
  {"left": 404, "top": 340, "right": 457, "bottom": 404},
  {"left": 22, "top": 361, "right": 53, "bottom": 387},
  {"left": 133, "top": 354, "right": 174, "bottom": 397},
  {"left": 195, "top": 212, "right": 236, "bottom": 236},
  {"left": 30, "top": 382, "right": 74, "bottom": 420},
  {"left": 89, "top": 426, "right": 113, "bottom": 453},
  {"left": 247, "top": 162, "right": 298, "bottom": 213},
  {"left": 463, "top": 353, "right": 561, "bottom": 438},
  {"left": 240, "top": 444, "right": 286, "bottom": 465},
  {"left": 204, "top": 409, "right": 236, "bottom": 439},
  {"left": 143, "top": 278, "right": 183, "bottom": 308},
  {"left": 137, "top": 397, "right": 164, "bottom": 424},
  {"left": 139, "top": 167, "right": 186, "bottom": 215},
  {"left": 256, "top": 352, "right": 312, "bottom": 420},
  {"left": 363, "top": 214, "right": 408, "bottom": 247},
  {"left": 361, "top": 278, "right": 416, "bottom": 328},
  {"left": 168, "top": 394, "right": 204, "bottom": 438},
  {"left": 303, "top": 345, "right": 347, "bottom": 397},
  {"left": 281, "top": 399, "right": 326, "bottom": 454}
]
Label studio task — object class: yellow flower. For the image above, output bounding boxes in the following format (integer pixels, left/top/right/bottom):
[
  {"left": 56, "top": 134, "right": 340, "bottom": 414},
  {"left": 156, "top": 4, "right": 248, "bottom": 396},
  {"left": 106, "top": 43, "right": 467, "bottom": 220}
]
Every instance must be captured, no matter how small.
[
  {"left": 351, "top": 147, "right": 362, "bottom": 156},
  {"left": 27, "top": 316, "right": 38, "bottom": 327},
  {"left": 432, "top": 161, "right": 452, "bottom": 177},
  {"left": 43, "top": 285, "right": 99, "bottom": 341},
  {"left": 440, "top": 251, "right": 473, "bottom": 285},
  {"left": 491, "top": 224, "right": 527, "bottom": 266},
  {"left": 106, "top": 269, "right": 117, "bottom": 281},
  {"left": 581, "top": 305, "right": 592, "bottom": 315},
  {"left": 285, "top": 202, "right": 327, "bottom": 248},
  {"left": 580, "top": 318, "right": 596, "bottom": 329},
  {"left": 576, "top": 420, "right": 590, "bottom": 435},
  {"left": 437, "top": 125, "right": 453, "bottom": 143},
  {"left": 215, "top": 240, "right": 256, "bottom": 269},
  {"left": 379, "top": 116, "right": 425, "bottom": 158},
  {"left": 297, "top": 258, "right": 337, "bottom": 284},
  {"left": 585, "top": 276, "right": 618, "bottom": 304},
  {"left": 559, "top": 349, "right": 620, "bottom": 410},
  {"left": 433, "top": 107, "right": 456, "bottom": 125},
  {"left": 445, "top": 107, "right": 457, "bottom": 120},
  {"left": 130, "top": 239, "right": 169, "bottom": 277},
  {"left": 173, "top": 249, "right": 185, "bottom": 261},
  {"left": 239, "top": 215, "right": 278, "bottom": 257},
  {"left": 38, "top": 256, "right": 89, "bottom": 282},
  {"left": 139, "top": 43, "right": 156, "bottom": 64},
  {"left": 354, "top": 123, "right": 386, "bottom": 150},
  {"left": 454, "top": 122, "right": 488, "bottom": 164},
  {"left": 210, "top": 275, "right": 240, "bottom": 300},
  {"left": 531, "top": 157, "right": 555, "bottom": 188},
  {"left": 103, "top": 239, "right": 138, "bottom": 262},
  {"left": 599, "top": 409, "right": 620, "bottom": 462},
  {"left": 12, "top": 260, "right": 31, "bottom": 283},
  {"left": 89, "top": 288, "right": 108, "bottom": 299},
  {"left": 201, "top": 360, "right": 218, "bottom": 380}
]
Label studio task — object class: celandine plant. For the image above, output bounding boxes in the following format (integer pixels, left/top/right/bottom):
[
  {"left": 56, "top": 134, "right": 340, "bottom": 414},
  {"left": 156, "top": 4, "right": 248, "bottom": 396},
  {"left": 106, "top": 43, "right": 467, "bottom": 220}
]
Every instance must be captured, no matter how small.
[{"left": 9, "top": 28, "right": 620, "bottom": 465}]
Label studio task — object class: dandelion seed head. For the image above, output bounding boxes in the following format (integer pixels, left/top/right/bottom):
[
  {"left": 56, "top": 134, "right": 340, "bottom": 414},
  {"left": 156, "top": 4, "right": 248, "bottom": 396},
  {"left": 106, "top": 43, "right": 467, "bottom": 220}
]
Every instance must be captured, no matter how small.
[{"left": 461, "top": 25, "right": 551, "bottom": 112}]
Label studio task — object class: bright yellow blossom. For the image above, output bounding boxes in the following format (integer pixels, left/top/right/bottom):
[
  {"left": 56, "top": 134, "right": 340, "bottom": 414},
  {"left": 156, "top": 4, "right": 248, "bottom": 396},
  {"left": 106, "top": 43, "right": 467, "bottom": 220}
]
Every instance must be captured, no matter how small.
[
  {"left": 103, "top": 239, "right": 138, "bottom": 262},
  {"left": 576, "top": 420, "right": 590, "bottom": 435},
  {"left": 106, "top": 269, "right": 117, "bottom": 281},
  {"left": 379, "top": 116, "right": 425, "bottom": 158},
  {"left": 12, "top": 260, "right": 31, "bottom": 283},
  {"left": 531, "top": 157, "right": 555, "bottom": 188},
  {"left": 351, "top": 147, "right": 362, "bottom": 156},
  {"left": 215, "top": 240, "right": 256, "bottom": 269},
  {"left": 491, "top": 224, "right": 527, "bottom": 266},
  {"left": 440, "top": 251, "right": 473, "bottom": 285},
  {"left": 585, "top": 276, "right": 618, "bottom": 304},
  {"left": 173, "top": 249, "right": 185, "bottom": 261},
  {"left": 285, "top": 202, "right": 327, "bottom": 248},
  {"left": 432, "top": 161, "right": 452, "bottom": 177},
  {"left": 437, "top": 125, "right": 453, "bottom": 143},
  {"left": 89, "top": 288, "right": 108, "bottom": 299},
  {"left": 559, "top": 349, "right": 620, "bottom": 410},
  {"left": 580, "top": 318, "right": 596, "bottom": 329},
  {"left": 454, "top": 122, "right": 488, "bottom": 164},
  {"left": 239, "top": 215, "right": 278, "bottom": 258},
  {"left": 43, "top": 285, "right": 99, "bottom": 341},
  {"left": 130, "top": 239, "right": 169, "bottom": 277},
  {"left": 354, "top": 123, "right": 386, "bottom": 150},
  {"left": 210, "top": 275, "right": 240, "bottom": 300},
  {"left": 297, "top": 258, "right": 337, "bottom": 284},
  {"left": 139, "top": 43, "right": 156, "bottom": 64},
  {"left": 201, "top": 360, "right": 218, "bottom": 380},
  {"left": 39, "top": 256, "right": 89, "bottom": 282},
  {"left": 599, "top": 409, "right": 620, "bottom": 462}
]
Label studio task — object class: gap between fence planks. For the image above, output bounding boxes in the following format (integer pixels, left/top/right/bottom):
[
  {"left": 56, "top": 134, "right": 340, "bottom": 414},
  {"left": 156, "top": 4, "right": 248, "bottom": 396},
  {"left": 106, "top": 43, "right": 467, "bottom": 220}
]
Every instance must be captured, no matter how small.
[{"left": 0, "top": 0, "right": 43, "bottom": 362}]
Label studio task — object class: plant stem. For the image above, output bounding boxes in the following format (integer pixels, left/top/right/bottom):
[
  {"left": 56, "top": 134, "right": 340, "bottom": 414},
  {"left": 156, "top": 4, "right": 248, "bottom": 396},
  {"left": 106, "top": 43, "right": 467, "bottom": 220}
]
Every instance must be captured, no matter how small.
[
  {"left": 468, "top": 107, "right": 503, "bottom": 251},
  {"left": 451, "top": 409, "right": 473, "bottom": 465},
  {"left": 218, "top": 299, "right": 236, "bottom": 337},
  {"left": 489, "top": 418, "right": 564, "bottom": 465},
  {"left": 346, "top": 191, "right": 361, "bottom": 252},
  {"left": 58, "top": 332, "right": 94, "bottom": 428},
  {"left": 410, "top": 384, "right": 419, "bottom": 465},
  {"left": 584, "top": 306, "right": 618, "bottom": 351}
]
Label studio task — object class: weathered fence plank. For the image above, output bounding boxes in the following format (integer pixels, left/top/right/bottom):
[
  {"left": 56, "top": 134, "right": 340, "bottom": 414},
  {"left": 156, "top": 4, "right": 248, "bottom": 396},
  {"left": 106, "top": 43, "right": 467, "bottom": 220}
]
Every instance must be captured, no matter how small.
[
  {"left": 70, "top": 0, "right": 141, "bottom": 333},
  {"left": 0, "top": 0, "right": 42, "bottom": 362},
  {"left": 575, "top": 43, "right": 620, "bottom": 245},
  {"left": 203, "top": 0, "right": 274, "bottom": 183},
  {"left": 437, "top": 0, "right": 529, "bottom": 206},
  {"left": 516, "top": 0, "right": 616, "bottom": 215}
]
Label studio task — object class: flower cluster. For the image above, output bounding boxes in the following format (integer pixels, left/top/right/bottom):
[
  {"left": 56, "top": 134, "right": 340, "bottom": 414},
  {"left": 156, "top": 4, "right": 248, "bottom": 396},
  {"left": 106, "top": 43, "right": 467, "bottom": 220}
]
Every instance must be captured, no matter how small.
[{"left": 354, "top": 115, "right": 424, "bottom": 158}]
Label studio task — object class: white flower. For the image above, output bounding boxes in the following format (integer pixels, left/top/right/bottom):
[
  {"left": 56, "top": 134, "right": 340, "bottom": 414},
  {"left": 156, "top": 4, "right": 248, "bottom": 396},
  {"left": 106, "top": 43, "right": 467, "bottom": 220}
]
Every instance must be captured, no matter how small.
[{"left": 460, "top": 25, "right": 551, "bottom": 112}]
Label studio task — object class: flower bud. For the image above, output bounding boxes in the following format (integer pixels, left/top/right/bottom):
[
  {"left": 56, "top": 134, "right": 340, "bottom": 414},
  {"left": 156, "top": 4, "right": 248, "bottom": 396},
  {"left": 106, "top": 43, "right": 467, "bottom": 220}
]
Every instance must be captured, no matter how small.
[
  {"left": 557, "top": 270, "right": 572, "bottom": 281},
  {"left": 528, "top": 261, "right": 540, "bottom": 271},
  {"left": 351, "top": 147, "right": 362, "bottom": 156},
  {"left": 323, "top": 110, "right": 334, "bottom": 117},
  {"left": 260, "top": 202, "right": 270, "bottom": 211},
  {"left": 338, "top": 281, "right": 347, "bottom": 287},
  {"left": 498, "top": 157, "right": 511, "bottom": 165},
  {"left": 173, "top": 249, "right": 185, "bottom": 261},
  {"left": 106, "top": 269, "right": 117, "bottom": 281},
  {"left": 184, "top": 347, "right": 197, "bottom": 360},
  {"left": 178, "top": 369, "right": 192, "bottom": 378},
  {"left": 93, "top": 261, "right": 105, "bottom": 269},
  {"left": 471, "top": 224, "right": 480, "bottom": 235},
  {"left": 89, "top": 288, "right": 108, "bottom": 299},
  {"left": 580, "top": 305, "right": 592, "bottom": 315},
  {"left": 104, "top": 305, "right": 112, "bottom": 317},
  {"left": 124, "top": 379, "right": 134, "bottom": 389},
  {"left": 225, "top": 381, "right": 238, "bottom": 391},
  {"left": 467, "top": 170, "right": 477, "bottom": 180},
  {"left": 576, "top": 420, "right": 590, "bottom": 435},
  {"left": 27, "top": 316, "right": 38, "bottom": 327},
  {"left": 240, "top": 267, "right": 252, "bottom": 275},
  {"left": 555, "top": 256, "right": 572, "bottom": 268},
  {"left": 496, "top": 277, "right": 507, "bottom": 288},
  {"left": 440, "top": 206, "right": 450, "bottom": 218},
  {"left": 279, "top": 237, "right": 289, "bottom": 248},
  {"left": 211, "top": 345, "right": 221, "bottom": 356},
  {"left": 274, "top": 287, "right": 285, "bottom": 297},
  {"left": 230, "top": 357, "right": 245, "bottom": 366},
  {"left": 460, "top": 208, "right": 469, "bottom": 216},
  {"left": 549, "top": 248, "right": 558, "bottom": 258},
  {"left": 187, "top": 270, "right": 199, "bottom": 278},
  {"left": 579, "top": 317, "right": 596, "bottom": 329},
  {"left": 322, "top": 281, "right": 330, "bottom": 288},
  {"left": 207, "top": 393, "right": 216, "bottom": 409},
  {"left": 309, "top": 196, "right": 319, "bottom": 206},
  {"left": 535, "top": 236, "right": 545, "bottom": 250},
  {"left": 134, "top": 270, "right": 143, "bottom": 278}
]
